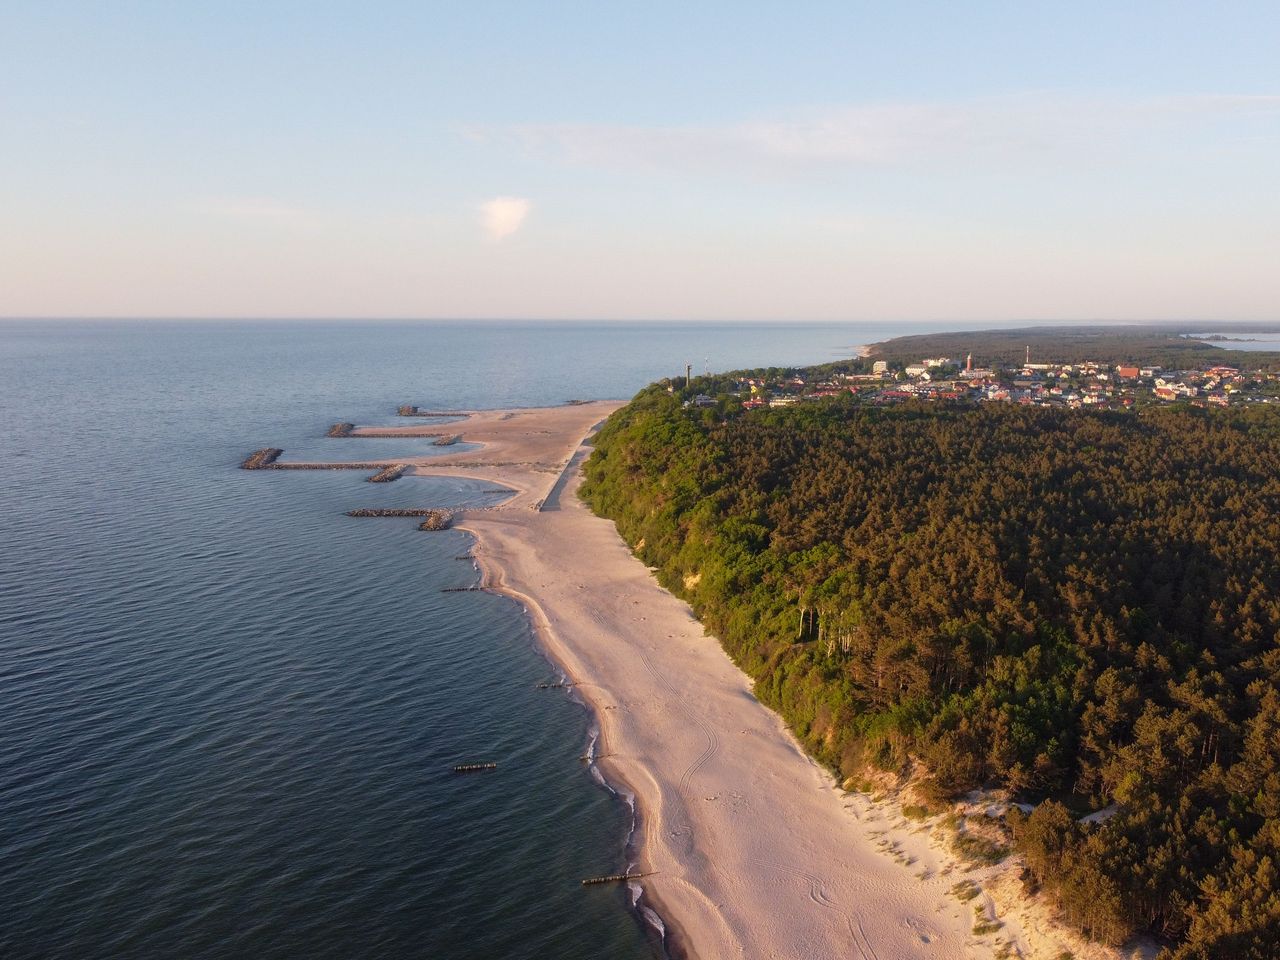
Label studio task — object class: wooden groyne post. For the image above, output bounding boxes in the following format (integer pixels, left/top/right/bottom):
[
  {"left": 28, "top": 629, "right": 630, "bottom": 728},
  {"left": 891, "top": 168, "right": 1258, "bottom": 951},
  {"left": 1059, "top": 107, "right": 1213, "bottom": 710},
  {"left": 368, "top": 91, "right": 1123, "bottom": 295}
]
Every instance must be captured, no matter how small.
[
  {"left": 452, "top": 762, "right": 497, "bottom": 773},
  {"left": 580, "top": 873, "right": 646, "bottom": 886}
]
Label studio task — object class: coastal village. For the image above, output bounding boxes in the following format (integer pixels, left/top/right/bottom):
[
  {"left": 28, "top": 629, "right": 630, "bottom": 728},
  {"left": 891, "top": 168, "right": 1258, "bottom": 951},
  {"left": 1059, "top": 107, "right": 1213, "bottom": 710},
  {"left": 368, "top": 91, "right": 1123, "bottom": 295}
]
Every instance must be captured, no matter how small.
[{"left": 687, "top": 349, "right": 1280, "bottom": 411}]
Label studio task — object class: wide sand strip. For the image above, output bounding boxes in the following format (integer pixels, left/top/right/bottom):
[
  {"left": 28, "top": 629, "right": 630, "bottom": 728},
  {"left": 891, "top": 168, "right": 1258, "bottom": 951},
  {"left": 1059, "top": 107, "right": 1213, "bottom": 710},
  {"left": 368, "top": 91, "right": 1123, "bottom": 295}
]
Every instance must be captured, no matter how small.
[
  {"left": 303, "top": 404, "right": 615, "bottom": 507},
  {"left": 462, "top": 468, "right": 989, "bottom": 958},
  {"left": 335, "top": 402, "right": 1101, "bottom": 959}
]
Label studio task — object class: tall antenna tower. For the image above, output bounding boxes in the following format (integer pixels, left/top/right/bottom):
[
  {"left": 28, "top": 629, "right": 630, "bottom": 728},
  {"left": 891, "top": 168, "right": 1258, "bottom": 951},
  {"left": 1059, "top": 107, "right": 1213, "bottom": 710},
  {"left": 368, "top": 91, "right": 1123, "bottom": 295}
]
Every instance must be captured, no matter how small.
[{"left": 1026, "top": 345, "right": 1031, "bottom": 365}]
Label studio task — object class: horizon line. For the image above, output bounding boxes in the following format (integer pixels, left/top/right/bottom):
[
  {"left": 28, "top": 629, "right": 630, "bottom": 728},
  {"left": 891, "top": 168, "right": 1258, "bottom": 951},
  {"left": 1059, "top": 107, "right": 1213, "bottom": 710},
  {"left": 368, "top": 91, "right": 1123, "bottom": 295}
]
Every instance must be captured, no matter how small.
[{"left": 3, "top": 316, "right": 1278, "bottom": 327}]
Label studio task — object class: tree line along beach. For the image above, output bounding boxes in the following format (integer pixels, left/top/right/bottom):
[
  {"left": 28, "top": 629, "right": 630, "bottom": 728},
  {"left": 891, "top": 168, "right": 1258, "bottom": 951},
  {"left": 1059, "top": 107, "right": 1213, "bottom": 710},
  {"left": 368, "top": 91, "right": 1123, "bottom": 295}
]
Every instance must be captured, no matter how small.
[{"left": 242, "top": 322, "right": 1280, "bottom": 960}]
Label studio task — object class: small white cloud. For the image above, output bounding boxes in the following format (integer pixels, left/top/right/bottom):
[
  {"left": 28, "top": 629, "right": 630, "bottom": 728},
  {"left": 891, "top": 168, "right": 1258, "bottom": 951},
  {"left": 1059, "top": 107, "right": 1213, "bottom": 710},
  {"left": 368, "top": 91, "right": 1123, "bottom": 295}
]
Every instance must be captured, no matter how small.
[{"left": 479, "top": 196, "right": 531, "bottom": 240}]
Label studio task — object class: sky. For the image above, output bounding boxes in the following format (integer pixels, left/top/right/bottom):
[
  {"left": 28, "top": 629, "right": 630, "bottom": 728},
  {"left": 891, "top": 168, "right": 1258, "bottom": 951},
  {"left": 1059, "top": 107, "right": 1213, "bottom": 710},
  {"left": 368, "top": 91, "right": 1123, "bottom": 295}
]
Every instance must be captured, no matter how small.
[{"left": 1, "top": 1, "right": 1278, "bottom": 321}]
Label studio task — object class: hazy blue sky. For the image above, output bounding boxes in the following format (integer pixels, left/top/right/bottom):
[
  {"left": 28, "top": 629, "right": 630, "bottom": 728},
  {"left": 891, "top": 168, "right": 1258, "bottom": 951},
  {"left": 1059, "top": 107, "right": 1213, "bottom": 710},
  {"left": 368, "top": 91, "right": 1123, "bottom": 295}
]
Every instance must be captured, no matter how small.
[{"left": 2, "top": 1, "right": 1277, "bottom": 320}]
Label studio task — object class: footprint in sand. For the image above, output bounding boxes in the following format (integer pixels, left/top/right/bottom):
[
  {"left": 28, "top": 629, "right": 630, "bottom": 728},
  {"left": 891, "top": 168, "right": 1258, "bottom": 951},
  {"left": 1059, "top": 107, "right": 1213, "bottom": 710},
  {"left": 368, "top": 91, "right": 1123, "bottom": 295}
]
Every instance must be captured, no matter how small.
[{"left": 903, "top": 916, "right": 932, "bottom": 944}]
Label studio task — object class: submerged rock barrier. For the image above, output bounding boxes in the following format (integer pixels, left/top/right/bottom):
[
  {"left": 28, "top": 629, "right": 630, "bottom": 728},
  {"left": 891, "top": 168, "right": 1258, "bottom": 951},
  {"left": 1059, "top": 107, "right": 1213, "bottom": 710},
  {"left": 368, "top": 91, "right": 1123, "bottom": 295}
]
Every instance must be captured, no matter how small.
[
  {"left": 346, "top": 508, "right": 436, "bottom": 518},
  {"left": 399, "top": 405, "right": 469, "bottom": 417},
  {"left": 242, "top": 450, "right": 410, "bottom": 481},
  {"left": 337, "top": 429, "right": 447, "bottom": 438},
  {"left": 241, "top": 448, "right": 283, "bottom": 469},
  {"left": 345, "top": 508, "right": 453, "bottom": 529},
  {"left": 268, "top": 463, "right": 384, "bottom": 471}
]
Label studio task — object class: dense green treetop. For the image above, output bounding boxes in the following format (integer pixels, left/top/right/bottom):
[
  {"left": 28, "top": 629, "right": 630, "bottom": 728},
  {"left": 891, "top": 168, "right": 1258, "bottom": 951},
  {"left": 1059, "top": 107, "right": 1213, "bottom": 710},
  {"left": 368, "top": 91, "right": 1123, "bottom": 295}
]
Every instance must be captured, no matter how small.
[{"left": 583, "top": 364, "right": 1280, "bottom": 957}]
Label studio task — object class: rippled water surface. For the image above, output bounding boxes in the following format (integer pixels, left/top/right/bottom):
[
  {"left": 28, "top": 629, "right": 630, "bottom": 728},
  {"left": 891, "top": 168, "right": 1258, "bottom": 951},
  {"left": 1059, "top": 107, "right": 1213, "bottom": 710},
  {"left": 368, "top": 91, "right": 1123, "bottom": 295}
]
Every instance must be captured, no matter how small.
[{"left": 1, "top": 319, "right": 965, "bottom": 959}]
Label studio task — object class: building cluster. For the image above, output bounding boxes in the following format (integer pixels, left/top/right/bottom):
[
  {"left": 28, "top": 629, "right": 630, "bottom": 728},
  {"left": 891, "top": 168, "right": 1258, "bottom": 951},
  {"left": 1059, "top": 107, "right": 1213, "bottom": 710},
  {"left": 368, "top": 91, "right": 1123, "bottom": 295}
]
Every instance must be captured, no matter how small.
[{"left": 707, "top": 352, "right": 1280, "bottom": 411}]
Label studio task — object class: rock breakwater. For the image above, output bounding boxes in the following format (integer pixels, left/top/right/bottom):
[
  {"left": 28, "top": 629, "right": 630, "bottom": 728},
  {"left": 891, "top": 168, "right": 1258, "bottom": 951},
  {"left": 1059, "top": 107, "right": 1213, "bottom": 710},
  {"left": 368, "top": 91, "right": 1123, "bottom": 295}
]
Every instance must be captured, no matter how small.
[
  {"left": 241, "top": 448, "right": 283, "bottom": 469},
  {"left": 398, "top": 405, "right": 469, "bottom": 417},
  {"left": 345, "top": 507, "right": 453, "bottom": 530},
  {"left": 239, "top": 449, "right": 407, "bottom": 482}
]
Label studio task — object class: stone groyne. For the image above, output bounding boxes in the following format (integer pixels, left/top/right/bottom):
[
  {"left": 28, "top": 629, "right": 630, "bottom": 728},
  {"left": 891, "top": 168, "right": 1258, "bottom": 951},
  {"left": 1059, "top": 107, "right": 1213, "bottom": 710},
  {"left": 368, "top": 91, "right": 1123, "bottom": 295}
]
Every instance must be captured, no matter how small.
[
  {"left": 418, "top": 512, "right": 452, "bottom": 531},
  {"left": 368, "top": 464, "right": 409, "bottom": 483},
  {"left": 268, "top": 462, "right": 385, "bottom": 470},
  {"left": 433, "top": 434, "right": 462, "bottom": 446},
  {"left": 398, "top": 405, "right": 469, "bottom": 417},
  {"left": 335, "top": 429, "right": 446, "bottom": 439},
  {"left": 241, "top": 448, "right": 284, "bottom": 469},
  {"left": 327, "top": 422, "right": 355, "bottom": 437},
  {"left": 240, "top": 449, "right": 408, "bottom": 482},
  {"left": 347, "top": 508, "right": 439, "bottom": 517},
  {"left": 346, "top": 508, "right": 454, "bottom": 530}
]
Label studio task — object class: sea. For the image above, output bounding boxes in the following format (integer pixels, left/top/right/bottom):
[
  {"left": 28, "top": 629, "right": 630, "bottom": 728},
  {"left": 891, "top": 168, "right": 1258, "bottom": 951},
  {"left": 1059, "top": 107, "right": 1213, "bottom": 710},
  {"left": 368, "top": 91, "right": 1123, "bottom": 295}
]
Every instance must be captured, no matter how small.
[{"left": 1, "top": 319, "right": 993, "bottom": 959}]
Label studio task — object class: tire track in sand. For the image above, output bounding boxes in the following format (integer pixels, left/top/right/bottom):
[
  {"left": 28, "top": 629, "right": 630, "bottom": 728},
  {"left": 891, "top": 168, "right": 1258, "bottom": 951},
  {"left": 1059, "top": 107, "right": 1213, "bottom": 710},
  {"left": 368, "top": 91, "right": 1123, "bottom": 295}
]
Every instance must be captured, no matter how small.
[
  {"left": 743, "top": 856, "right": 881, "bottom": 960},
  {"left": 635, "top": 647, "right": 720, "bottom": 794},
  {"left": 629, "top": 647, "right": 746, "bottom": 956}
]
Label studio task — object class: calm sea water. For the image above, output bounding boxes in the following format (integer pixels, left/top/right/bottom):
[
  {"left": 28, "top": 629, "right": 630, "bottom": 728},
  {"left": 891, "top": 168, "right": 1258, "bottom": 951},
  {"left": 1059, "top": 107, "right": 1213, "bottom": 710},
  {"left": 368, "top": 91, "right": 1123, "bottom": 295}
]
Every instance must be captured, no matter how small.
[
  {"left": 1, "top": 319, "right": 980, "bottom": 959},
  {"left": 1185, "top": 331, "right": 1280, "bottom": 352}
]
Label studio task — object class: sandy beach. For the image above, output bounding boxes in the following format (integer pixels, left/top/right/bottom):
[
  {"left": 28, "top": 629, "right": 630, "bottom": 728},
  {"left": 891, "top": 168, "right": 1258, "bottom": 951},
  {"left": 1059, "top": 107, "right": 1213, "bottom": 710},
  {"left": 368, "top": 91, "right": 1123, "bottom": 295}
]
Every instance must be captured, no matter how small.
[{"left": 330, "top": 402, "right": 1128, "bottom": 960}]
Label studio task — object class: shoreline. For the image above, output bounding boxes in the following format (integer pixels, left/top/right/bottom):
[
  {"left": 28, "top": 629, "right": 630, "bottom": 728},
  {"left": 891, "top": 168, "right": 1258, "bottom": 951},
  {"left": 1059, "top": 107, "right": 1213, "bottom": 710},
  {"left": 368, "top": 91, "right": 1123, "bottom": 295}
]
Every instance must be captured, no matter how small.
[
  {"left": 459, "top": 528, "right": 685, "bottom": 959},
  {"left": 444, "top": 408, "right": 990, "bottom": 958},
  {"left": 248, "top": 400, "right": 1141, "bottom": 960}
]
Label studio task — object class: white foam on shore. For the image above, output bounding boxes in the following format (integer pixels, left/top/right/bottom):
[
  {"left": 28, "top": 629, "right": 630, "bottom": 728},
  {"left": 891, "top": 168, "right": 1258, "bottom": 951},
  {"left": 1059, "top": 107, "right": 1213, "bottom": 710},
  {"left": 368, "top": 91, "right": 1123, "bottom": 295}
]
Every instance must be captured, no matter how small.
[{"left": 639, "top": 904, "right": 666, "bottom": 939}]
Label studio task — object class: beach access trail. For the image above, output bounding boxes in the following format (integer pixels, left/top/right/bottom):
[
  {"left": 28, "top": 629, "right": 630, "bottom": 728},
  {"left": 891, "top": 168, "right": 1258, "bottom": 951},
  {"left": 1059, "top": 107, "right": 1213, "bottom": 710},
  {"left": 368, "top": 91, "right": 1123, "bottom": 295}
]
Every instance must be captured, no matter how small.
[{"left": 290, "top": 401, "right": 1108, "bottom": 960}]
